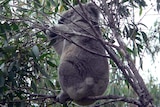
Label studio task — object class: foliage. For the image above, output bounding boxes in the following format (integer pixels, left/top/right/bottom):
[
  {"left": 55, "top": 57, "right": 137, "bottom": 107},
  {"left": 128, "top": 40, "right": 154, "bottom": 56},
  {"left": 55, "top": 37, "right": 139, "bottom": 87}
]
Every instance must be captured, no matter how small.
[
  {"left": 0, "top": 0, "right": 60, "bottom": 106},
  {"left": 147, "top": 75, "right": 160, "bottom": 107},
  {"left": 0, "top": 0, "right": 160, "bottom": 107}
]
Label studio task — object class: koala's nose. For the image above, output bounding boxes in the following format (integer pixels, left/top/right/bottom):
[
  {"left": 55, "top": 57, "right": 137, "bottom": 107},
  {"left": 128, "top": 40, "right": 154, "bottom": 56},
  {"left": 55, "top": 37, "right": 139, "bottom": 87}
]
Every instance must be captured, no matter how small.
[
  {"left": 46, "top": 30, "right": 57, "bottom": 38},
  {"left": 46, "top": 29, "right": 57, "bottom": 45},
  {"left": 45, "top": 26, "right": 58, "bottom": 39}
]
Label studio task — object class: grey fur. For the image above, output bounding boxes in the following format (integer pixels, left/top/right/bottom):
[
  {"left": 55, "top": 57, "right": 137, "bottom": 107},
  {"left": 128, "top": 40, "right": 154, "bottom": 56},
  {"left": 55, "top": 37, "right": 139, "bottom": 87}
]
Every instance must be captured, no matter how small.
[{"left": 46, "top": 2, "right": 109, "bottom": 106}]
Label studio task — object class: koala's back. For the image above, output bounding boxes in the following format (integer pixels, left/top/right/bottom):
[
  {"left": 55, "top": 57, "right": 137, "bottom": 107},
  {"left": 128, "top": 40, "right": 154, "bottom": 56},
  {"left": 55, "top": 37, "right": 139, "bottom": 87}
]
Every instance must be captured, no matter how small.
[
  {"left": 47, "top": 2, "right": 109, "bottom": 106},
  {"left": 59, "top": 38, "right": 109, "bottom": 103}
]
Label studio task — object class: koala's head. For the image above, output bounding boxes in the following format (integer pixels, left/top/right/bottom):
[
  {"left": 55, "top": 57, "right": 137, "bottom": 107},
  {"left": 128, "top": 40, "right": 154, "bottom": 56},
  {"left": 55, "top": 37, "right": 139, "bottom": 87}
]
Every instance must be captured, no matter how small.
[
  {"left": 46, "top": 2, "right": 100, "bottom": 45},
  {"left": 58, "top": 3, "right": 99, "bottom": 25}
]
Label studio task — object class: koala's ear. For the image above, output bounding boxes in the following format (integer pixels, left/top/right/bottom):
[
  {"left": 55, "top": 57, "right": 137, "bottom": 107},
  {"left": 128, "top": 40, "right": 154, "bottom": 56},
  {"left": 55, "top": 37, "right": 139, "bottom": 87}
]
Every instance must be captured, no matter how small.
[
  {"left": 58, "top": 9, "right": 74, "bottom": 24},
  {"left": 86, "top": 3, "right": 99, "bottom": 19}
]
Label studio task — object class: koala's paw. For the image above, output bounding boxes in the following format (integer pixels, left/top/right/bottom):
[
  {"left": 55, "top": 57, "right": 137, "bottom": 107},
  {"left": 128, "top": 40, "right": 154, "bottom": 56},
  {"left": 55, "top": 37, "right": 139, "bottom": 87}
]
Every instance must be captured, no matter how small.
[{"left": 56, "top": 91, "right": 71, "bottom": 104}]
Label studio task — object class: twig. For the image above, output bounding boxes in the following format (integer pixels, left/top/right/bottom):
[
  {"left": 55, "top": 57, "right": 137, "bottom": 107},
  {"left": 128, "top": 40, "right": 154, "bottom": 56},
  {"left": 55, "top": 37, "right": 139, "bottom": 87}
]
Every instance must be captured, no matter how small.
[{"left": 89, "top": 95, "right": 141, "bottom": 106}]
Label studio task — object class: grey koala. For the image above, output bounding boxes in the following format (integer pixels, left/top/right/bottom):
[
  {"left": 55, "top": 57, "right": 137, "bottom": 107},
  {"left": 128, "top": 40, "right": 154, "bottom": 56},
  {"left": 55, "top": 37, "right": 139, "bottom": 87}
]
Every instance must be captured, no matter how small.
[{"left": 46, "top": 2, "right": 109, "bottom": 106}]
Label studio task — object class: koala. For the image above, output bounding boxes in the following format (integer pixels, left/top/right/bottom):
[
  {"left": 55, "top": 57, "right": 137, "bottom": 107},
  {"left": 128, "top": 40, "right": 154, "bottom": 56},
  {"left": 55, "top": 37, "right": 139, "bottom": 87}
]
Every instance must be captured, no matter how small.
[{"left": 46, "top": 2, "right": 109, "bottom": 106}]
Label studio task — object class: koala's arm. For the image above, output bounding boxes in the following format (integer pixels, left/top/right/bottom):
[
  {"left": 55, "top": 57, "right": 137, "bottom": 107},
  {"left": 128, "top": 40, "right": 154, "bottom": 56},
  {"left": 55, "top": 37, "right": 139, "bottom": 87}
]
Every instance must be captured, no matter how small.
[{"left": 46, "top": 24, "right": 74, "bottom": 55}]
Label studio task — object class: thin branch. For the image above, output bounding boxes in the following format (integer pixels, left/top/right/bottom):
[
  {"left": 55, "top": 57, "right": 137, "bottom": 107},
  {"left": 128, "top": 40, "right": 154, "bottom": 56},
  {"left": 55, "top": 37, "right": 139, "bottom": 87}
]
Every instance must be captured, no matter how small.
[
  {"left": 0, "top": 95, "right": 57, "bottom": 104},
  {"left": 0, "top": 94, "right": 141, "bottom": 106},
  {"left": 89, "top": 95, "right": 141, "bottom": 106}
]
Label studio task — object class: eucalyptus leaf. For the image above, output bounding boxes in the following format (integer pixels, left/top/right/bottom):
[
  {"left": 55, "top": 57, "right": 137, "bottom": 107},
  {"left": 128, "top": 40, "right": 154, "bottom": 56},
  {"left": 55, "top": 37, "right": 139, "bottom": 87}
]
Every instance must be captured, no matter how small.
[
  {"left": 0, "top": 74, "right": 5, "bottom": 87},
  {"left": 32, "top": 45, "right": 40, "bottom": 59},
  {"left": 47, "top": 60, "right": 56, "bottom": 67},
  {"left": 31, "top": 80, "right": 37, "bottom": 93}
]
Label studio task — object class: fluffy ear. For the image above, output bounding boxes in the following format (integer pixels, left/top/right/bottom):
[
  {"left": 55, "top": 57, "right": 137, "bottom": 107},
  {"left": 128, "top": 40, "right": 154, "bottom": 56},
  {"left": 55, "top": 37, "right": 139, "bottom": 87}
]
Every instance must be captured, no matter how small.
[
  {"left": 58, "top": 10, "right": 74, "bottom": 24},
  {"left": 86, "top": 3, "right": 99, "bottom": 19}
]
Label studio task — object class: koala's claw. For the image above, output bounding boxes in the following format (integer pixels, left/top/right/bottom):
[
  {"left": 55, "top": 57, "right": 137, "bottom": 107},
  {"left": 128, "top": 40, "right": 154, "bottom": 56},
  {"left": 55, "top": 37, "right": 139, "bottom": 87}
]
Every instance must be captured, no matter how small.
[{"left": 56, "top": 92, "right": 71, "bottom": 104}]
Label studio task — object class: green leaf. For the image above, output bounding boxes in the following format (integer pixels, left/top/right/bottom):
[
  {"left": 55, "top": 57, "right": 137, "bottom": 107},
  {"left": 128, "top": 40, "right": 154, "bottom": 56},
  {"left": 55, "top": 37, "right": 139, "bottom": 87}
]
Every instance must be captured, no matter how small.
[
  {"left": 47, "top": 60, "right": 56, "bottom": 67},
  {"left": 123, "top": 25, "right": 129, "bottom": 37},
  {"left": 73, "top": 0, "right": 78, "bottom": 5},
  {"left": 3, "top": 46, "right": 16, "bottom": 54},
  {"left": 49, "top": 0, "right": 58, "bottom": 6},
  {"left": 0, "top": 0, "right": 10, "bottom": 5},
  {"left": 139, "top": 6, "right": 142, "bottom": 15},
  {"left": 122, "top": 0, "right": 129, "bottom": 3},
  {"left": 40, "top": 68, "right": 49, "bottom": 78},
  {"left": 36, "top": 34, "right": 47, "bottom": 39},
  {"left": 134, "top": 0, "right": 147, "bottom": 7},
  {"left": 110, "top": 59, "right": 116, "bottom": 68},
  {"left": 126, "top": 47, "right": 134, "bottom": 54},
  {"left": 0, "top": 74, "right": 5, "bottom": 87},
  {"left": 125, "top": 79, "right": 130, "bottom": 89},
  {"left": 136, "top": 43, "right": 143, "bottom": 53},
  {"left": 48, "top": 80, "right": 56, "bottom": 90},
  {"left": 16, "top": 7, "right": 29, "bottom": 12},
  {"left": 63, "top": 104, "right": 68, "bottom": 107},
  {"left": 138, "top": 23, "right": 148, "bottom": 28},
  {"left": 32, "top": 45, "right": 40, "bottom": 59},
  {"left": 11, "top": 23, "right": 19, "bottom": 31},
  {"left": 15, "top": 102, "right": 26, "bottom": 107},
  {"left": 8, "top": 61, "right": 15, "bottom": 72},
  {"left": 3, "top": 22, "right": 11, "bottom": 31},
  {"left": 81, "top": 0, "right": 88, "bottom": 3},
  {"left": 46, "top": 0, "right": 51, "bottom": 7},
  {"left": 55, "top": 3, "right": 60, "bottom": 14},
  {"left": 135, "top": 36, "right": 142, "bottom": 42},
  {"left": 140, "top": 57, "right": 143, "bottom": 69},
  {"left": 141, "top": 31, "right": 148, "bottom": 43},
  {"left": 31, "top": 80, "right": 37, "bottom": 92},
  {"left": 39, "top": 53, "right": 49, "bottom": 60}
]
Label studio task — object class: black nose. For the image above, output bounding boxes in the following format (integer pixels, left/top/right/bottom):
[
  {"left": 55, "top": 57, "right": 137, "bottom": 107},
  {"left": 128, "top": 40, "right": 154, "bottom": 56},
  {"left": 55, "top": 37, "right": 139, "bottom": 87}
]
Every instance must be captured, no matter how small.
[
  {"left": 49, "top": 32, "right": 57, "bottom": 38},
  {"left": 46, "top": 29, "right": 57, "bottom": 38},
  {"left": 45, "top": 29, "right": 58, "bottom": 45}
]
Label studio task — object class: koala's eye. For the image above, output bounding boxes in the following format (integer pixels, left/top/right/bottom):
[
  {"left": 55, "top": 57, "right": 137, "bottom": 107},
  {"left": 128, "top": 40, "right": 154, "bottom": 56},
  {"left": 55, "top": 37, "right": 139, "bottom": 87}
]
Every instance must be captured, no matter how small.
[
  {"left": 58, "top": 19, "right": 64, "bottom": 24},
  {"left": 86, "top": 3, "right": 99, "bottom": 19},
  {"left": 89, "top": 8, "right": 98, "bottom": 17}
]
